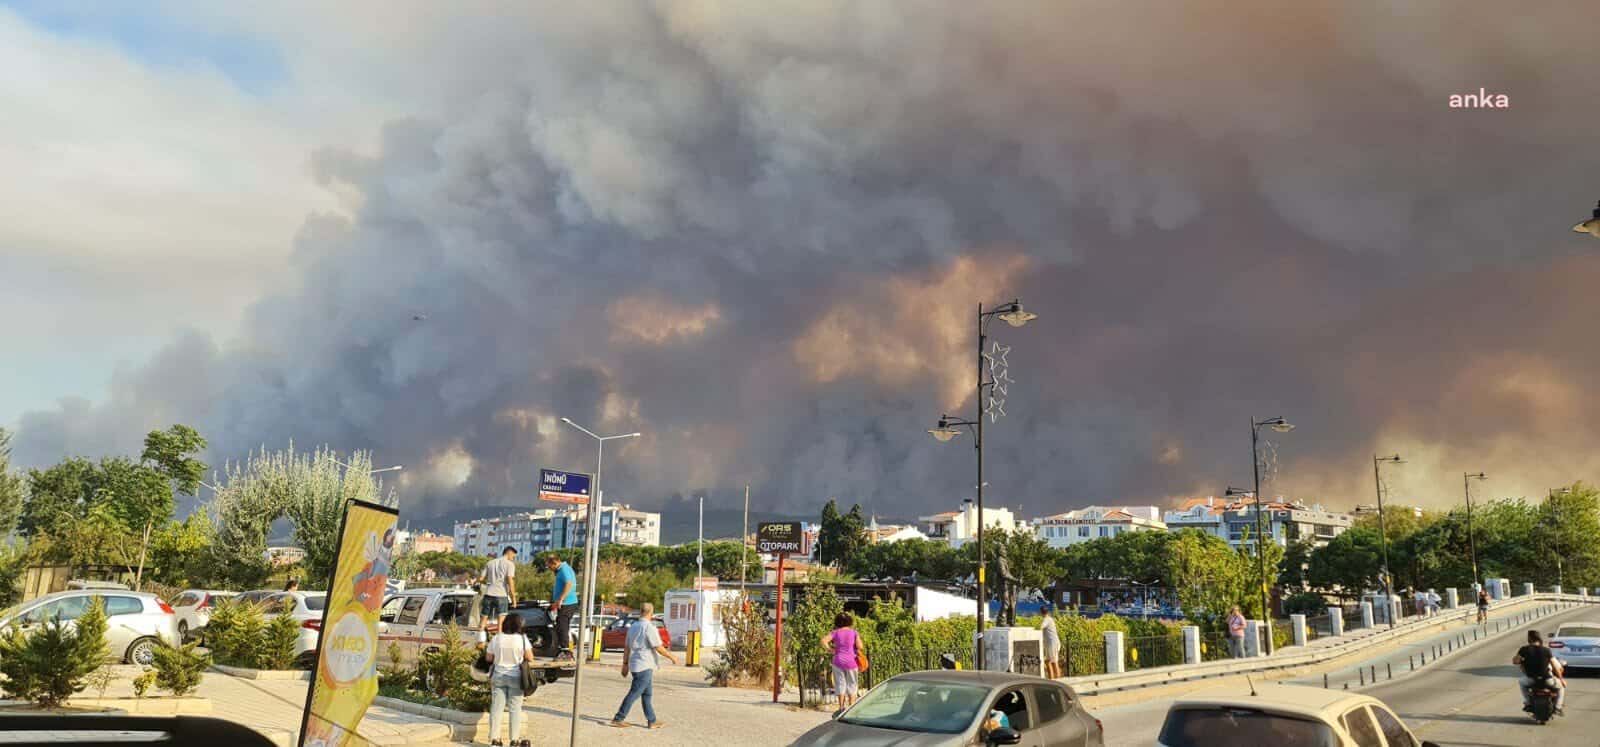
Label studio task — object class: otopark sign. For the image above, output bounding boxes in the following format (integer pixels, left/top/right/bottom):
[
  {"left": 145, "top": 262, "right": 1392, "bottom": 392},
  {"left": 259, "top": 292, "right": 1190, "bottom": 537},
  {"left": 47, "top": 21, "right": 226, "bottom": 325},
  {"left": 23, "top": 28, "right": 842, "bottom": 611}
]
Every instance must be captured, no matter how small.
[
  {"left": 757, "top": 521, "right": 806, "bottom": 554},
  {"left": 538, "top": 468, "right": 593, "bottom": 505}
]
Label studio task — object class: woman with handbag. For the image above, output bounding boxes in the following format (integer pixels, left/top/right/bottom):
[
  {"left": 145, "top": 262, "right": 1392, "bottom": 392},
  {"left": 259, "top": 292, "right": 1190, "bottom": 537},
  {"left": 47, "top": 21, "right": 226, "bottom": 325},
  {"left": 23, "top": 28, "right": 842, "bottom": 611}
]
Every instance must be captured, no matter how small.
[
  {"left": 482, "top": 613, "right": 534, "bottom": 747},
  {"left": 822, "top": 612, "right": 866, "bottom": 713}
]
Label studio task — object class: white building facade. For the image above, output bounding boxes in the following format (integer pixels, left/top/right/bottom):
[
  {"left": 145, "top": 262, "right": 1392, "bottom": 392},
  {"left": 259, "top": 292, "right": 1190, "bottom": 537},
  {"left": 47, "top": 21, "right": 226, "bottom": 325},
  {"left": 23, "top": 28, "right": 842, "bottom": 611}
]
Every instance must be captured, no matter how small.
[
  {"left": 454, "top": 504, "right": 662, "bottom": 557},
  {"left": 1164, "top": 497, "right": 1351, "bottom": 550},
  {"left": 1032, "top": 506, "right": 1166, "bottom": 548},
  {"left": 918, "top": 505, "right": 1017, "bottom": 548}
]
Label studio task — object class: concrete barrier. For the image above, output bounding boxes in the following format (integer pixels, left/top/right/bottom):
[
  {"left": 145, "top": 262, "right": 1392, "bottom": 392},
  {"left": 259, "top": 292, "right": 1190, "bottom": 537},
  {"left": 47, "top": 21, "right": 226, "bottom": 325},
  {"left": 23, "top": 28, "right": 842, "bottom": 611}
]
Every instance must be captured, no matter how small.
[
  {"left": 1290, "top": 614, "right": 1307, "bottom": 647},
  {"left": 1182, "top": 626, "right": 1200, "bottom": 665},
  {"left": 1360, "top": 601, "right": 1374, "bottom": 629},
  {"left": 1329, "top": 606, "right": 1345, "bottom": 637},
  {"left": 1244, "top": 621, "right": 1263, "bottom": 657},
  {"left": 1553, "top": 585, "right": 1563, "bottom": 595},
  {"left": 1446, "top": 588, "right": 1458, "bottom": 609},
  {"left": 1105, "top": 631, "right": 1125, "bottom": 674},
  {"left": 1524, "top": 582, "right": 1536, "bottom": 596}
]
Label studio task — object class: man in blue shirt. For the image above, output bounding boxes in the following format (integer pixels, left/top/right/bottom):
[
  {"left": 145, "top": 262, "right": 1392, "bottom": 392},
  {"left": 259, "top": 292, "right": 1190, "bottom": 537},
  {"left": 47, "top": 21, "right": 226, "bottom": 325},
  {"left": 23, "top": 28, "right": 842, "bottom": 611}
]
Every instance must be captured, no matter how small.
[
  {"left": 545, "top": 553, "right": 580, "bottom": 654},
  {"left": 610, "top": 602, "right": 677, "bottom": 728}
]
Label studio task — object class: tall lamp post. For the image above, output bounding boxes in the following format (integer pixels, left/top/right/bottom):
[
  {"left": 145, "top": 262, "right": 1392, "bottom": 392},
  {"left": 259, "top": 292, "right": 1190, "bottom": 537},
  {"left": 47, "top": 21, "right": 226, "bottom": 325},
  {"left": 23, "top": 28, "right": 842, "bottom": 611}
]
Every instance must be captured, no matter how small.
[
  {"left": 1463, "top": 472, "right": 1486, "bottom": 589},
  {"left": 1571, "top": 199, "right": 1600, "bottom": 237},
  {"left": 1548, "top": 487, "right": 1572, "bottom": 590},
  {"left": 1248, "top": 416, "right": 1295, "bottom": 655},
  {"left": 1372, "top": 454, "right": 1404, "bottom": 628},
  {"left": 928, "top": 299, "right": 1038, "bottom": 670},
  {"left": 558, "top": 417, "right": 641, "bottom": 747}
]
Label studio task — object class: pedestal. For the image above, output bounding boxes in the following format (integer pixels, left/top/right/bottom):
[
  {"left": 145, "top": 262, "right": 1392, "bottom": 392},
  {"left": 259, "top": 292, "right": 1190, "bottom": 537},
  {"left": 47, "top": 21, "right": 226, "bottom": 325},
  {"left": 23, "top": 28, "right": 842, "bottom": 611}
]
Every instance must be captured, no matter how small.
[
  {"left": 1104, "top": 631, "right": 1125, "bottom": 674},
  {"left": 1328, "top": 606, "right": 1345, "bottom": 637},
  {"left": 1290, "top": 614, "right": 1307, "bottom": 647},
  {"left": 1182, "top": 626, "right": 1201, "bottom": 664},
  {"left": 1445, "top": 588, "right": 1458, "bottom": 609},
  {"left": 1244, "top": 621, "right": 1263, "bottom": 657},
  {"left": 1359, "top": 601, "right": 1374, "bottom": 629},
  {"left": 980, "top": 626, "right": 1043, "bottom": 675}
]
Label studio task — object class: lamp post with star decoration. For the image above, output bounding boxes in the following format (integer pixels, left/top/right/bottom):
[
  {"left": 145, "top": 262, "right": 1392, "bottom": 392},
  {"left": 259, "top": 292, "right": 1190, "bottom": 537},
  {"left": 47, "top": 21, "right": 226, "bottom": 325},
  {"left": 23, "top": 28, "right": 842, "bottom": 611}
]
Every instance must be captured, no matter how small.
[{"left": 928, "top": 299, "right": 1037, "bottom": 670}]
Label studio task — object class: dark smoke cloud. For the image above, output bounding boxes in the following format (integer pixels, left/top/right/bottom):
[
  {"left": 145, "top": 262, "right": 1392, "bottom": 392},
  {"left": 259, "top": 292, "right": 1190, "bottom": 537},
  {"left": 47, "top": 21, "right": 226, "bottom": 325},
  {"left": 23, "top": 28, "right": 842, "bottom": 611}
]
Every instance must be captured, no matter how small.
[{"left": 15, "top": 1, "right": 1600, "bottom": 522}]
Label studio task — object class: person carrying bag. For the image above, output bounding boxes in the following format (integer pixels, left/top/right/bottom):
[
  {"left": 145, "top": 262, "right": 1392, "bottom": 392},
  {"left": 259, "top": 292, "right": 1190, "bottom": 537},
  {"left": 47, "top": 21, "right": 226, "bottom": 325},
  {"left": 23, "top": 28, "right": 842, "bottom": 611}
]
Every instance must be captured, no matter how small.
[{"left": 483, "top": 613, "right": 534, "bottom": 747}]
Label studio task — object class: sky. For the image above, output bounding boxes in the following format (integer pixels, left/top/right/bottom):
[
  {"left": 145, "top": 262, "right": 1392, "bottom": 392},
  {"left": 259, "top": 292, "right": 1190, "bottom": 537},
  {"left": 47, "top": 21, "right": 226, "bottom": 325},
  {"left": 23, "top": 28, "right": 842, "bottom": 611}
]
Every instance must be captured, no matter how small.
[{"left": 5, "top": 1, "right": 1600, "bottom": 525}]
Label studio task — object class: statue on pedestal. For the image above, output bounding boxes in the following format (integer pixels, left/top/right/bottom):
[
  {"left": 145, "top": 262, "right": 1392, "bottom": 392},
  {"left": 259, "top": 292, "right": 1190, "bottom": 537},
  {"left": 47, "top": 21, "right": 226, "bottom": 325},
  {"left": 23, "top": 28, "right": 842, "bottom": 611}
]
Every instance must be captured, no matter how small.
[{"left": 996, "top": 542, "right": 1020, "bottom": 627}]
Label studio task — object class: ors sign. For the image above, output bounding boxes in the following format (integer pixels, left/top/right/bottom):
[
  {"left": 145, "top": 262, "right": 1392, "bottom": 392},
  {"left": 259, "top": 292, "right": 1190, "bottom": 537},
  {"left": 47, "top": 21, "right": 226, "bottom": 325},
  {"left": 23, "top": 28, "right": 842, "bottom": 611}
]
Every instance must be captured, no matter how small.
[
  {"left": 757, "top": 522, "right": 806, "bottom": 554},
  {"left": 538, "top": 468, "right": 592, "bottom": 505}
]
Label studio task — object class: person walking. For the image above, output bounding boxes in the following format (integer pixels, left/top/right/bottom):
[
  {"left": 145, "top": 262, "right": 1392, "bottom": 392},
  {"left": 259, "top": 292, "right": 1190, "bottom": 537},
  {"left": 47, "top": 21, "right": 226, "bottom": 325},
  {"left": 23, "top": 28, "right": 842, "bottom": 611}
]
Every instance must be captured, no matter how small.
[
  {"left": 482, "top": 612, "right": 534, "bottom": 747},
  {"left": 1039, "top": 604, "right": 1062, "bottom": 679},
  {"left": 479, "top": 546, "right": 518, "bottom": 630},
  {"left": 1477, "top": 589, "right": 1491, "bottom": 624},
  {"left": 1226, "top": 606, "right": 1247, "bottom": 659},
  {"left": 823, "top": 612, "right": 865, "bottom": 712},
  {"left": 283, "top": 577, "right": 300, "bottom": 592},
  {"left": 544, "top": 553, "right": 578, "bottom": 655},
  {"left": 609, "top": 602, "right": 678, "bottom": 729}
]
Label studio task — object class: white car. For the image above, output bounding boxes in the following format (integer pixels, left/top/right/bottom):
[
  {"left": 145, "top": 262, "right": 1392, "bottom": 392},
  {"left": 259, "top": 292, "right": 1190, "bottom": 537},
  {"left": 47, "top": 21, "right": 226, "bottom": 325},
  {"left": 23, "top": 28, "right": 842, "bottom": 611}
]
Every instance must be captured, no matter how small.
[
  {"left": 1157, "top": 684, "right": 1440, "bottom": 747},
  {"left": 169, "top": 589, "right": 238, "bottom": 641},
  {"left": 1549, "top": 621, "right": 1600, "bottom": 670},
  {"left": 261, "top": 591, "right": 328, "bottom": 667}
]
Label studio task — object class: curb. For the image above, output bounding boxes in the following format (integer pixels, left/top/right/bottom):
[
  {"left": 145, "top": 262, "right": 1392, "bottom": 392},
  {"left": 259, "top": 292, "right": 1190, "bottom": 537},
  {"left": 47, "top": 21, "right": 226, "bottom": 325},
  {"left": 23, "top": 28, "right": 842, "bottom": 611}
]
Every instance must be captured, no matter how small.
[
  {"left": 1339, "top": 601, "right": 1577, "bottom": 692},
  {"left": 372, "top": 694, "right": 488, "bottom": 742},
  {"left": 211, "top": 664, "right": 311, "bottom": 681}
]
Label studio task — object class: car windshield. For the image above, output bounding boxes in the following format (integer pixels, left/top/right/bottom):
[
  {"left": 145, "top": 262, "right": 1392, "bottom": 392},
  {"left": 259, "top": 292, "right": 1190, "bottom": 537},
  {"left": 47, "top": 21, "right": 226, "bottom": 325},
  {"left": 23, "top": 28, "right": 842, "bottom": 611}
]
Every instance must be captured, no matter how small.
[
  {"left": 1558, "top": 625, "right": 1600, "bottom": 638},
  {"left": 1158, "top": 707, "right": 1339, "bottom": 747},
  {"left": 303, "top": 595, "right": 327, "bottom": 611},
  {"left": 838, "top": 679, "right": 988, "bottom": 734}
]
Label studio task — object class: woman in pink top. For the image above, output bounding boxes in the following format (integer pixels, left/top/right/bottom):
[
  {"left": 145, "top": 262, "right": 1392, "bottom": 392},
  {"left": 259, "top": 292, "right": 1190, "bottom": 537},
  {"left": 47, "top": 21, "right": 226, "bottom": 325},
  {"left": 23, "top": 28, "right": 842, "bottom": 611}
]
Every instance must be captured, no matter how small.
[{"left": 822, "top": 612, "right": 864, "bottom": 711}]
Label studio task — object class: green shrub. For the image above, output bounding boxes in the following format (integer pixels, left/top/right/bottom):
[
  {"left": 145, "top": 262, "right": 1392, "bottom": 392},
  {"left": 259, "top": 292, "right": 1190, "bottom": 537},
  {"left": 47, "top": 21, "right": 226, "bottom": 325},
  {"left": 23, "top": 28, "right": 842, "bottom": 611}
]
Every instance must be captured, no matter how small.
[
  {"left": 206, "top": 599, "right": 266, "bottom": 668},
  {"left": 378, "top": 642, "right": 413, "bottom": 689},
  {"left": 260, "top": 613, "right": 302, "bottom": 670},
  {"left": 1283, "top": 591, "right": 1328, "bottom": 617},
  {"left": 417, "top": 622, "right": 475, "bottom": 700},
  {"left": 705, "top": 594, "right": 773, "bottom": 687},
  {"left": 0, "top": 597, "right": 109, "bottom": 707},
  {"left": 149, "top": 640, "right": 211, "bottom": 696}
]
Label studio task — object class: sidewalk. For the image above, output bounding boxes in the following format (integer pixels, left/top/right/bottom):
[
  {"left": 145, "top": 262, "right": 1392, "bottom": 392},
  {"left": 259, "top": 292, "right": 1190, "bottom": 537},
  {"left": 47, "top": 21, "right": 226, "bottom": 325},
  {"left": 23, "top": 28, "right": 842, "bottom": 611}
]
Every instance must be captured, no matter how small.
[{"left": 1283, "top": 601, "right": 1572, "bottom": 690}]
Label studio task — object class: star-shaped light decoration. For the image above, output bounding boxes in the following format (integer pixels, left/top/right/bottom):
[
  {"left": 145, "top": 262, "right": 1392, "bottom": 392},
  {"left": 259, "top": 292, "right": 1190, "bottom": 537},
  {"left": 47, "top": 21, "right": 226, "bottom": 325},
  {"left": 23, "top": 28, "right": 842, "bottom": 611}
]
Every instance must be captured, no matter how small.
[
  {"left": 985, "top": 396, "right": 1007, "bottom": 422},
  {"left": 984, "top": 342, "right": 1011, "bottom": 373},
  {"left": 990, "top": 368, "right": 1014, "bottom": 396}
]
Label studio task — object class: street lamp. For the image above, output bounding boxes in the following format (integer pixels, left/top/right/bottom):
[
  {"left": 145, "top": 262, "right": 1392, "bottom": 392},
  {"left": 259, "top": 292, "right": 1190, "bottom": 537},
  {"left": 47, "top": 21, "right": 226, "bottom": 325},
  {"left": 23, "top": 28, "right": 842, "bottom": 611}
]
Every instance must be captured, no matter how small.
[
  {"left": 1548, "top": 487, "right": 1572, "bottom": 589},
  {"left": 1372, "top": 454, "right": 1404, "bottom": 628},
  {"left": 329, "top": 457, "right": 404, "bottom": 475},
  {"left": 1463, "top": 472, "right": 1486, "bottom": 589},
  {"left": 1248, "top": 416, "right": 1294, "bottom": 655},
  {"left": 926, "top": 298, "right": 1039, "bottom": 670},
  {"left": 558, "top": 417, "right": 641, "bottom": 747},
  {"left": 1572, "top": 200, "right": 1600, "bottom": 237}
]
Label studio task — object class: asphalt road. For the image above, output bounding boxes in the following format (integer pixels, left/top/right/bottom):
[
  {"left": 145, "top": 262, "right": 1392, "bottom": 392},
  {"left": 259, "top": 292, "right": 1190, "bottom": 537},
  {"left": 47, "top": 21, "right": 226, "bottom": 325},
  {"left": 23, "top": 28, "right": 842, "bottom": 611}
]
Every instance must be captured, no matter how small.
[{"left": 1095, "top": 603, "right": 1600, "bottom": 746}]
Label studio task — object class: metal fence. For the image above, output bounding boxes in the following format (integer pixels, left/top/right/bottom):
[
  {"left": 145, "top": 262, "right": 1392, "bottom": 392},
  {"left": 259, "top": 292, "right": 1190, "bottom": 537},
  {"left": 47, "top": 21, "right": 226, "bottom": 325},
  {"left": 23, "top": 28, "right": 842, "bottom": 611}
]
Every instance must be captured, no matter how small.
[
  {"left": 1200, "top": 631, "right": 1233, "bottom": 661},
  {"left": 1124, "top": 634, "right": 1185, "bottom": 670},
  {"left": 1061, "top": 639, "right": 1108, "bottom": 677},
  {"left": 794, "top": 647, "right": 975, "bottom": 708}
]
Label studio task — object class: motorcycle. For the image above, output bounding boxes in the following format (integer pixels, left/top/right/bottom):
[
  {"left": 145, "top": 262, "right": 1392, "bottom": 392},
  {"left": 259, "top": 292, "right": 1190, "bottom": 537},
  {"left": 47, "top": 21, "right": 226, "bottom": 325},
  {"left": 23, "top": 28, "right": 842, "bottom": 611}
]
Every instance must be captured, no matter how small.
[{"left": 1528, "top": 683, "right": 1559, "bottom": 725}]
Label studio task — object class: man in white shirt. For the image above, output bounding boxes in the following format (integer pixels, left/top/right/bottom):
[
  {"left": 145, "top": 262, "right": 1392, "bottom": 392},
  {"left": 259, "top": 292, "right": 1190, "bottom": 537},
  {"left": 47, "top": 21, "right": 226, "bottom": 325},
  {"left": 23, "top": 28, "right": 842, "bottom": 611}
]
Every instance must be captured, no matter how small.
[
  {"left": 609, "top": 602, "right": 678, "bottom": 729},
  {"left": 478, "top": 546, "right": 518, "bottom": 630},
  {"left": 1039, "top": 603, "right": 1061, "bottom": 679}
]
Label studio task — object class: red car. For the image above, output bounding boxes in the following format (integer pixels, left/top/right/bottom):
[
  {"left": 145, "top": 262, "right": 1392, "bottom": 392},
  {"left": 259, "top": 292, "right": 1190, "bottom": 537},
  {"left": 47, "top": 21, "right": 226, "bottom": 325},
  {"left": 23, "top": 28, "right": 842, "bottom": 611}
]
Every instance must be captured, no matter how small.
[{"left": 601, "top": 615, "right": 670, "bottom": 651}]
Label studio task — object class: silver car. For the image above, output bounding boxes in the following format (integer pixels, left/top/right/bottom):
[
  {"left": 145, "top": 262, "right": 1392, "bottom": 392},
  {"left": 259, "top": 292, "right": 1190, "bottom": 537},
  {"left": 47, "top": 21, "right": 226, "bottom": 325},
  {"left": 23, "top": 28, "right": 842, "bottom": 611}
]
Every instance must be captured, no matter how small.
[
  {"left": 1549, "top": 621, "right": 1600, "bottom": 670},
  {"left": 792, "top": 671, "right": 1104, "bottom": 747},
  {"left": 261, "top": 591, "right": 328, "bottom": 667},
  {"left": 0, "top": 590, "right": 180, "bottom": 666}
]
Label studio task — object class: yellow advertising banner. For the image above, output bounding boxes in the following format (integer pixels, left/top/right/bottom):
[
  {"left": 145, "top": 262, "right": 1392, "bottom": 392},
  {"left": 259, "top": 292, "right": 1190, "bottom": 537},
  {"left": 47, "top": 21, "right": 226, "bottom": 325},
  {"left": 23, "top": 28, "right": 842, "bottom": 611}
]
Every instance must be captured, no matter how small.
[{"left": 298, "top": 499, "right": 400, "bottom": 747}]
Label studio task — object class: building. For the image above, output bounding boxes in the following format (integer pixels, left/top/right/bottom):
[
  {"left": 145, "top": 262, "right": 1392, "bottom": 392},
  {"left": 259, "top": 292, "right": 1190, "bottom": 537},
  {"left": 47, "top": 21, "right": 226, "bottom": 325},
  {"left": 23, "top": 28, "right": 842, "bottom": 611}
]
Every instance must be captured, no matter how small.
[
  {"left": 453, "top": 504, "right": 662, "bottom": 558},
  {"left": 1032, "top": 505, "right": 1166, "bottom": 548},
  {"left": 918, "top": 504, "right": 1017, "bottom": 548},
  {"left": 263, "top": 547, "right": 306, "bottom": 567},
  {"left": 1164, "top": 496, "right": 1351, "bottom": 549},
  {"left": 401, "top": 530, "right": 454, "bottom": 555},
  {"left": 866, "top": 516, "right": 927, "bottom": 544}
]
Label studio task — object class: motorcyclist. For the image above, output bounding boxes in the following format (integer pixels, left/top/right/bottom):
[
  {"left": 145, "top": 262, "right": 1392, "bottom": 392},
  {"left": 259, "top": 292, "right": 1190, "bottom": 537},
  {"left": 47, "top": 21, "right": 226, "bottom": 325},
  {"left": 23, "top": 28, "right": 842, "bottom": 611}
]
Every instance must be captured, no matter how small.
[{"left": 1513, "top": 630, "right": 1565, "bottom": 716}]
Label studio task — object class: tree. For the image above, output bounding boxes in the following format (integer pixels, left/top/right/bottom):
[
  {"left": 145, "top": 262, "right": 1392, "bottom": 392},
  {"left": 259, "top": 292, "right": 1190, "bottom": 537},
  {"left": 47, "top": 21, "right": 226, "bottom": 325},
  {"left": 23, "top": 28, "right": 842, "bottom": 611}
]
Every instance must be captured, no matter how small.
[
  {"left": 814, "top": 499, "right": 868, "bottom": 569},
  {"left": 0, "top": 428, "right": 25, "bottom": 536},
  {"left": 965, "top": 528, "right": 1064, "bottom": 595},
  {"left": 1307, "top": 527, "right": 1384, "bottom": 601},
  {"left": 140, "top": 425, "right": 207, "bottom": 498},
  {"left": 1161, "top": 530, "right": 1253, "bottom": 626},
  {"left": 847, "top": 538, "right": 964, "bottom": 581},
  {"left": 1538, "top": 483, "right": 1600, "bottom": 588},
  {"left": 148, "top": 510, "right": 215, "bottom": 587},
  {"left": 622, "top": 568, "right": 687, "bottom": 610},
  {"left": 1278, "top": 538, "right": 1315, "bottom": 589}
]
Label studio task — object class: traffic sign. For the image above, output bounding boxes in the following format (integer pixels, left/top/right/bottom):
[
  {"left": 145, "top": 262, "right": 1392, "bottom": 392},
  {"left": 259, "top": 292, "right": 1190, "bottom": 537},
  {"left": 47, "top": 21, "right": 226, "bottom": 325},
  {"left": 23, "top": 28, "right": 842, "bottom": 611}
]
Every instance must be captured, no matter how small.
[
  {"left": 538, "top": 468, "right": 592, "bottom": 505},
  {"left": 693, "top": 577, "right": 718, "bottom": 591}
]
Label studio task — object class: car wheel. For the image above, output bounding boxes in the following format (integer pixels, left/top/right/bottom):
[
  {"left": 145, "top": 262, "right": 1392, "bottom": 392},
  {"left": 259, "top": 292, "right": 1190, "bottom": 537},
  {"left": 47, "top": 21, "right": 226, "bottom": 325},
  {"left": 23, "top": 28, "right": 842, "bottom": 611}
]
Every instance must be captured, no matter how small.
[
  {"left": 294, "top": 651, "right": 317, "bottom": 670},
  {"left": 126, "top": 637, "right": 159, "bottom": 666}
]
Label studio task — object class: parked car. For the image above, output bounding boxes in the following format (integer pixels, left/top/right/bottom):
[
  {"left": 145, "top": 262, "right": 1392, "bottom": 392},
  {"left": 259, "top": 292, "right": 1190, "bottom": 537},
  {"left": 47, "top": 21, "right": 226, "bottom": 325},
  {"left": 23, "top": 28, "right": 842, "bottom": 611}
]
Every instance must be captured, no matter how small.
[
  {"left": 1156, "top": 684, "right": 1440, "bottom": 747},
  {"left": 380, "top": 590, "right": 571, "bottom": 687},
  {"left": 169, "top": 589, "right": 238, "bottom": 641},
  {"left": 234, "top": 589, "right": 278, "bottom": 608},
  {"left": 600, "top": 615, "right": 670, "bottom": 652},
  {"left": 0, "top": 589, "right": 179, "bottom": 666},
  {"left": 261, "top": 591, "right": 327, "bottom": 668},
  {"left": 792, "top": 670, "right": 1103, "bottom": 746},
  {"left": 1549, "top": 621, "right": 1600, "bottom": 670}
]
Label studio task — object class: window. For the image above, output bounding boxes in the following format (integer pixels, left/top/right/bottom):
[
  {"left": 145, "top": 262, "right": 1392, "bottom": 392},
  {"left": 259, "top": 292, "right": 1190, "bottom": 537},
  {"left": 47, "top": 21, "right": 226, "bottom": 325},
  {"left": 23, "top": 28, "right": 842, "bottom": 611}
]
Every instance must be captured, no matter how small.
[
  {"left": 1341, "top": 707, "right": 1383, "bottom": 747},
  {"left": 992, "top": 688, "right": 1031, "bottom": 730},
  {"left": 25, "top": 596, "right": 89, "bottom": 624},
  {"left": 303, "top": 595, "right": 326, "bottom": 611},
  {"left": 1029, "top": 685, "right": 1068, "bottom": 724},
  {"left": 379, "top": 596, "right": 407, "bottom": 622},
  {"left": 1078, "top": 526, "right": 1089, "bottom": 537},
  {"left": 172, "top": 592, "right": 202, "bottom": 608},
  {"left": 103, "top": 596, "right": 145, "bottom": 617},
  {"left": 1368, "top": 705, "right": 1417, "bottom": 747},
  {"left": 396, "top": 596, "right": 427, "bottom": 625},
  {"left": 1099, "top": 526, "right": 1109, "bottom": 537},
  {"left": 1158, "top": 709, "right": 1337, "bottom": 747}
]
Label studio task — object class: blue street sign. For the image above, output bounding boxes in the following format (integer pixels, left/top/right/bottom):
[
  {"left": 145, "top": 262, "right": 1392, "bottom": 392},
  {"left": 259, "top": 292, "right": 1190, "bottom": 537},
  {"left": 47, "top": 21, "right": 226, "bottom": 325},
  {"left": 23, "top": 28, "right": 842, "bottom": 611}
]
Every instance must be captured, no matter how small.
[{"left": 538, "top": 468, "right": 592, "bottom": 505}]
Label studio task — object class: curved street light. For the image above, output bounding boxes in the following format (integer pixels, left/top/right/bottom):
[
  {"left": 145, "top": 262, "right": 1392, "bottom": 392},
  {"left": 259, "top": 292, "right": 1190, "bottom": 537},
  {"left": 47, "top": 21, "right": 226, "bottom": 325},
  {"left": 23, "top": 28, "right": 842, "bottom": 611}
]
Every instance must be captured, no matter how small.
[
  {"left": 926, "top": 298, "right": 1039, "bottom": 669},
  {"left": 1372, "top": 454, "right": 1404, "bottom": 627},
  {"left": 1248, "top": 416, "right": 1295, "bottom": 655},
  {"left": 1572, "top": 200, "right": 1600, "bottom": 237},
  {"left": 1463, "top": 472, "right": 1486, "bottom": 589}
]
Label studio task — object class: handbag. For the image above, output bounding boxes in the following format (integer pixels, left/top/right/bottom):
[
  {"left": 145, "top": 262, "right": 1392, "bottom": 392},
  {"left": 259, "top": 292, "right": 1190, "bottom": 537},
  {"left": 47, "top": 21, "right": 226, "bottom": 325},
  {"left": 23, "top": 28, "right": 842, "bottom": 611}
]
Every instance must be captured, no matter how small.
[
  {"left": 856, "top": 644, "right": 869, "bottom": 673},
  {"left": 518, "top": 636, "right": 538, "bottom": 694}
]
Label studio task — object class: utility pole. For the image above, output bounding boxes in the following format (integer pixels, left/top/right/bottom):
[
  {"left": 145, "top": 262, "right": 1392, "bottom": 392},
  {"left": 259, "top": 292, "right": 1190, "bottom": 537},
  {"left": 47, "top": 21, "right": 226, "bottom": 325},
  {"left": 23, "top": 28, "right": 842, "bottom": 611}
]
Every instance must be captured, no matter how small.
[
  {"left": 697, "top": 495, "right": 705, "bottom": 583},
  {"left": 741, "top": 485, "right": 750, "bottom": 596}
]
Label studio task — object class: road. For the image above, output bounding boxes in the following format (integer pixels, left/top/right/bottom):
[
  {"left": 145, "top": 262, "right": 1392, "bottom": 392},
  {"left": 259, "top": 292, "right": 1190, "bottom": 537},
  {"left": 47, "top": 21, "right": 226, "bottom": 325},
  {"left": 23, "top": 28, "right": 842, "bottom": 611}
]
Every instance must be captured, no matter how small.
[{"left": 1094, "top": 603, "right": 1600, "bottom": 746}]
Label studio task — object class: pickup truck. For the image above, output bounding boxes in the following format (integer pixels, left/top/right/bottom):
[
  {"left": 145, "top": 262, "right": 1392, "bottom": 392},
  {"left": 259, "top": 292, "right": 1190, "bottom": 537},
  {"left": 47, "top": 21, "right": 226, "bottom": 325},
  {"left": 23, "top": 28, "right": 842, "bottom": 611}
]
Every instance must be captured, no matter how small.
[{"left": 377, "top": 588, "right": 573, "bottom": 686}]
